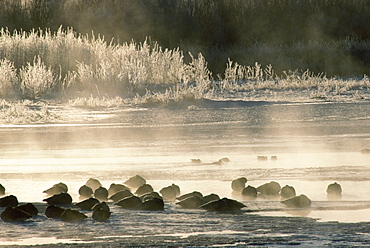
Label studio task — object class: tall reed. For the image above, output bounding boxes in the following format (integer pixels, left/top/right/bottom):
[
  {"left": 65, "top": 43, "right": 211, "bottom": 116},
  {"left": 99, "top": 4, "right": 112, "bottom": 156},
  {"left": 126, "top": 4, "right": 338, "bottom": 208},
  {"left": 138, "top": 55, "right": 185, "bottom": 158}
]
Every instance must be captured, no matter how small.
[
  {"left": 0, "top": 27, "right": 213, "bottom": 99},
  {"left": 0, "top": 59, "right": 19, "bottom": 98},
  {"left": 0, "top": 27, "right": 369, "bottom": 104}
]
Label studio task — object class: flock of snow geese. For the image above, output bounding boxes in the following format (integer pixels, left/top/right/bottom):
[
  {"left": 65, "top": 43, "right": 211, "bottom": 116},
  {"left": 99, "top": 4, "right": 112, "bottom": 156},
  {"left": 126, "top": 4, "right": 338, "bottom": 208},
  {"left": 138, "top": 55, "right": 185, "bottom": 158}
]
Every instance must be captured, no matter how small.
[{"left": 0, "top": 170, "right": 343, "bottom": 223}]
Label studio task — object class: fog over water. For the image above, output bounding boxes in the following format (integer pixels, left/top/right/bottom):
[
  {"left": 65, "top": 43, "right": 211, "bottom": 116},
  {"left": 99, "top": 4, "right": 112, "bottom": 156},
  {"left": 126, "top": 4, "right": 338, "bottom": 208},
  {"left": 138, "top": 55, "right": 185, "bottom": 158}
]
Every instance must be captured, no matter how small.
[
  {"left": 1, "top": 101, "right": 369, "bottom": 170},
  {"left": 0, "top": 100, "right": 370, "bottom": 246}
]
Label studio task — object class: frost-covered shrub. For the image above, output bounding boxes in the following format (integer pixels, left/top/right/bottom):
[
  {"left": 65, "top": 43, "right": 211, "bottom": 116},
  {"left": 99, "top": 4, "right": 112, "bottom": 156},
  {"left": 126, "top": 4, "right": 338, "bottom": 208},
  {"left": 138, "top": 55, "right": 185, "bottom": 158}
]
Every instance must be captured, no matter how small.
[
  {"left": 0, "top": 27, "right": 94, "bottom": 77},
  {"left": 71, "top": 40, "right": 212, "bottom": 97},
  {"left": 0, "top": 59, "right": 19, "bottom": 98},
  {"left": 0, "top": 27, "right": 214, "bottom": 98},
  {"left": 19, "top": 56, "right": 56, "bottom": 99},
  {"left": 185, "top": 53, "right": 212, "bottom": 90}
]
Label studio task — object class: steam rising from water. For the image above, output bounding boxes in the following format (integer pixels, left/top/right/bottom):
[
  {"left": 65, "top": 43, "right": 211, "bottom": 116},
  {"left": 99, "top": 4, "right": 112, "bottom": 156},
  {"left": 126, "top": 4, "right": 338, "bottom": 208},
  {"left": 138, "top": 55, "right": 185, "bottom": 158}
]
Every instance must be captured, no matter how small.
[
  {"left": 0, "top": 101, "right": 369, "bottom": 182},
  {"left": 0, "top": 101, "right": 369, "bottom": 248}
]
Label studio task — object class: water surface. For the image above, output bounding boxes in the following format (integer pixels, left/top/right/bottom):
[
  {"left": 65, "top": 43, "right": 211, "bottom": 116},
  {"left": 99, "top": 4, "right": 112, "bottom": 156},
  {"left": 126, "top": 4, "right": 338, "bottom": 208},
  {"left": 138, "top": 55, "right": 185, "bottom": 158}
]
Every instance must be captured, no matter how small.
[{"left": 0, "top": 100, "right": 370, "bottom": 246}]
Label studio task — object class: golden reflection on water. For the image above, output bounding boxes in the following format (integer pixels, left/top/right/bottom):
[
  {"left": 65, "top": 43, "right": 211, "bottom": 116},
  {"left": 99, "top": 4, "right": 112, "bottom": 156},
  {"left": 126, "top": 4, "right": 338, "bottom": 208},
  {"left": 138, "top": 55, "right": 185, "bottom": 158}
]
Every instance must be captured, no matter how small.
[
  {"left": 0, "top": 237, "right": 88, "bottom": 246},
  {"left": 311, "top": 208, "right": 370, "bottom": 223},
  {"left": 261, "top": 208, "right": 370, "bottom": 223}
]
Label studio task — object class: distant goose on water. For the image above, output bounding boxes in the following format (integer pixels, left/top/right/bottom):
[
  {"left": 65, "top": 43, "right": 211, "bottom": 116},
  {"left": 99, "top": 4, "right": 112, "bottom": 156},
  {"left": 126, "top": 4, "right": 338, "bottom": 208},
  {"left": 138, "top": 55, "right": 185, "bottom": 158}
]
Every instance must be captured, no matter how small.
[
  {"left": 280, "top": 185, "right": 296, "bottom": 200},
  {"left": 0, "top": 195, "right": 18, "bottom": 207},
  {"left": 108, "top": 183, "right": 130, "bottom": 197},
  {"left": 78, "top": 185, "right": 93, "bottom": 199},
  {"left": 160, "top": 184, "right": 180, "bottom": 201},
  {"left": 86, "top": 178, "right": 102, "bottom": 191},
  {"left": 203, "top": 193, "right": 220, "bottom": 203},
  {"left": 115, "top": 195, "right": 142, "bottom": 209},
  {"left": 125, "top": 175, "right": 146, "bottom": 189},
  {"left": 199, "top": 197, "right": 246, "bottom": 212},
  {"left": 1, "top": 207, "right": 31, "bottom": 222},
  {"left": 45, "top": 205, "right": 65, "bottom": 219},
  {"left": 0, "top": 183, "right": 5, "bottom": 196},
  {"left": 231, "top": 177, "right": 248, "bottom": 192},
  {"left": 281, "top": 194, "right": 311, "bottom": 208},
  {"left": 136, "top": 198, "right": 164, "bottom": 211},
  {"left": 160, "top": 186, "right": 177, "bottom": 201},
  {"left": 361, "top": 148, "right": 370, "bottom": 154},
  {"left": 60, "top": 209, "right": 88, "bottom": 223},
  {"left": 257, "top": 181, "right": 281, "bottom": 197},
  {"left": 94, "top": 186, "right": 108, "bottom": 201},
  {"left": 75, "top": 198, "right": 100, "bottom": 211},
  {"left": 326, "top": 182, "right": 342, "bottom": 200},
  {"left": 16, "top": 203, "right": 38, "bottom": 216},
  {"left": 43, "top": 193, "right": 72, "bottom": 205},
  {"left": 241, "top": 185, "right": 258, "bottom": 200},
  {"left": 43, "top": 182, "right": 68, "bottom": 196},
  {"left": 140, "top": 191, "right": 162, "bottom": 202},
  {"left": 176, "top": 191, "right": 203, "bottom": 201},
  {"left": 109, "top": 190, "right": 133, "bottom": 202},
  {"left": 92, "top": 202, "right": 110, "bottom": 212},
  {"left": 92, "top": 208, "right": 111, "bottom": 221},
  {"left": 176, "top": 195, "right": 205, "bottom": 209},
  {"left": 135, "top": 184, "right": 154, "bottom": 196}
]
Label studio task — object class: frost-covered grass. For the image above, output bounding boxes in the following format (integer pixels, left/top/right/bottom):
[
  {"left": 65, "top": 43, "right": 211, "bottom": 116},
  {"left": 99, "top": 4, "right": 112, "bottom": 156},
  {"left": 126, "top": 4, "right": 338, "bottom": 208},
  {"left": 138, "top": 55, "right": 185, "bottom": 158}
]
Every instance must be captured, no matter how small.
[
  {"left": 219, "top": 60, "right": 370, "bottom": 93},
  {"left": 0, "top": 27, "right": 214, "bottom": 100},
  {"left": 0, "top": 100, "right": 60, "bottom": 124},
  {"left": 0, "top": 27, "right": 369, "bottom": 113},
  {"left": 68, "top": 96, "right": 128, "bottom": 108}
]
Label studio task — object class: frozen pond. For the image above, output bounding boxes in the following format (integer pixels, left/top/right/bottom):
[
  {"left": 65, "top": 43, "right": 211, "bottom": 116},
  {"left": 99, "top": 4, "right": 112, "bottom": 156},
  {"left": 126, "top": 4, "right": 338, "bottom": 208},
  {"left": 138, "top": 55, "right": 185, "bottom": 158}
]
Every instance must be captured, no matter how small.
[{"left": 0, "top": 100, "right": 370, "bottom": 247}]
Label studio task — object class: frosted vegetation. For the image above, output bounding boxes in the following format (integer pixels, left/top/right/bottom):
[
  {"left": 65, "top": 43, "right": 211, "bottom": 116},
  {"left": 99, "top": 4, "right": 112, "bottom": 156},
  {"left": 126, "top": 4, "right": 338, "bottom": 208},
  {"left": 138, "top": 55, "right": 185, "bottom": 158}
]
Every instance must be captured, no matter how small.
[
  {"left": 0, "top": 27, "right": 369, "bottom": 123},
  {"left": 0, "top": 28, "right": 369, "bottom": 100}
]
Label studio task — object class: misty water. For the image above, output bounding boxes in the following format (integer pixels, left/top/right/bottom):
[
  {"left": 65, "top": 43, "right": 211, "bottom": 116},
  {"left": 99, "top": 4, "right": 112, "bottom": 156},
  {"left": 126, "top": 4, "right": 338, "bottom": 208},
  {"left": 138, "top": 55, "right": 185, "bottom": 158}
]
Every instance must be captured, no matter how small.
[{"left": 1, "top": 100, "right": 370, "bottom": 247}]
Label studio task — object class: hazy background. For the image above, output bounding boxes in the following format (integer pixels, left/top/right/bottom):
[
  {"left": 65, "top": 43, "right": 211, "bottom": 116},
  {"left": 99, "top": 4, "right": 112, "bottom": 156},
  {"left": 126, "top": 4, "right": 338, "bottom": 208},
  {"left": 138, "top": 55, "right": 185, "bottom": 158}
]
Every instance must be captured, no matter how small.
[{"left": 1, "top": 0, "right": 370, "bottom": 77}]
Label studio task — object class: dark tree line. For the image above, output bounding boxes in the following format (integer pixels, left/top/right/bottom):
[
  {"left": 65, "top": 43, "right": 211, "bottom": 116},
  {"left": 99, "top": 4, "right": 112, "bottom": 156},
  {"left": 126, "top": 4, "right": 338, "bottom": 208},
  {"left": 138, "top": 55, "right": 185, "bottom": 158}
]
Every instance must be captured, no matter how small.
[
  {"left": 2, "top": 0, "right": 370, "bottom": 46},
  {"left": 1, "top": 0, "right": 370, "bottom": 76}
]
